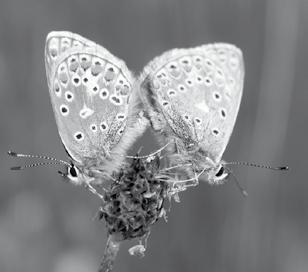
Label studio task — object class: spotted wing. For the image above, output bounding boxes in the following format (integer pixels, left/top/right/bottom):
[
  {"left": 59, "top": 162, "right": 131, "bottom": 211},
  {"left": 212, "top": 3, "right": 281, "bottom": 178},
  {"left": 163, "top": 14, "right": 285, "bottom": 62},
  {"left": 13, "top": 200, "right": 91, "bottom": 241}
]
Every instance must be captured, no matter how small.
[
  {"left": 140, "top": 44, "right": 244, "bottom": 163},
  {"left": 45, "top": 31, "right": 97, "bottom": 89},
  {"left": 45, "top": 38, "right": 136, "bottom": 168}
]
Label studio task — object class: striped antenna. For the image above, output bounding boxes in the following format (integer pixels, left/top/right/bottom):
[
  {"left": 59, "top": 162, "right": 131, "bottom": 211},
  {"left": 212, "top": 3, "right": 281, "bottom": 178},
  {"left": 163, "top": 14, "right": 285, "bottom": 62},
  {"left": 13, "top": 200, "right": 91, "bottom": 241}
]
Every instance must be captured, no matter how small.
[
  {"left": 10, "top": 161, "right": 69, "bottom": 171},
  {"left": 224, "top": 161, "right": 289, "bottom": 171},
  {"left": 8, "top": 150, "right": 70, "bottom": 170}
]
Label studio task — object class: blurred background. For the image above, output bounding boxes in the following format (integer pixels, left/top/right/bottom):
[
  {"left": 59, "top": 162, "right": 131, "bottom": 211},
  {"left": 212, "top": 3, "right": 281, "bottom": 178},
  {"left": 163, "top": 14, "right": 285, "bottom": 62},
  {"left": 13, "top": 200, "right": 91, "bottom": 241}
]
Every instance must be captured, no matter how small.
[{"left": 0, "top": 0, "right": 306, "bottom": 271}]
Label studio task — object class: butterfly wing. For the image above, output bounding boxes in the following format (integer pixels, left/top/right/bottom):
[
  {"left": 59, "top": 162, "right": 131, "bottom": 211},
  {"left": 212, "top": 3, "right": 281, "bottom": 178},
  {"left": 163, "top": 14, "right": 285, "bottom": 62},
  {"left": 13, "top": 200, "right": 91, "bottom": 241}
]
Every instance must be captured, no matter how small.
[
  {"left": 45, "top": 32, "right": 146, "bottom": 174},
  {"left": 45, "top": 31, "right": 97, "bottom": 89},
  {"left": 140, "top": 44, "right": 244, "bottom": 163}
]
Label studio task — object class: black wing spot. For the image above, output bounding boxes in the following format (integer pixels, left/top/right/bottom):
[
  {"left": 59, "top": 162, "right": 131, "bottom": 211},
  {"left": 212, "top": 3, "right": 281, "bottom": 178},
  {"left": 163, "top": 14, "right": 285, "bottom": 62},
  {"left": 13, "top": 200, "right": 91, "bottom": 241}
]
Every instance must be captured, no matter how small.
[
  {"left": 91, "top": 124, "right": 97, "bottom": 131},
  {"left": 117, "top": 114, "right": 126, "bottom": 120},
  {"left": 206, "top": 59, "right": 213, "bottom": 66},
  {"left": 214, "top": 93, "right": 221, "bottom": 100},
  {"left": 168, "top": 89, "right": 176, "bottom": 96},
  {"left": 100, "top": 123, "right": 108, "bottom": 131},
  {"left": 205, "top": 77, "right": 212, "bottom": 85},
  {"left": 221, "top": 109, "right": 226, "bottom": 118},
  {"left": 75, "top": 132, "right": 83, "bottom": 140},
  {"left": 73, "top": 77, "right": 79, "bottom": 84},
  {"left": 60, "top": 105, "right": 69, "bottom": 115},
  {"left": 213, "top": 129, "right": 219, "bottom": 135},
  {"left": 111, "top": 95, "right": 121, "bottom": 105},
  {"left": 195, "top": 117, "right": 201, "bottom": 124},
  {"left": 178, "top": 85, "right": 186, "bottom": 92}
]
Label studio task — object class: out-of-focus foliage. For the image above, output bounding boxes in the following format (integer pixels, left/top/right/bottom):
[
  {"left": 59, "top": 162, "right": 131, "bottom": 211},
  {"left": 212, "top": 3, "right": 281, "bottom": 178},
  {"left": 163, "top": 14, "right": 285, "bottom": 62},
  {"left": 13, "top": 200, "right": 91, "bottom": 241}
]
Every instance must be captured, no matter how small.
[{"left": 1, "top": 0, "right": 306, "bottom": 271}]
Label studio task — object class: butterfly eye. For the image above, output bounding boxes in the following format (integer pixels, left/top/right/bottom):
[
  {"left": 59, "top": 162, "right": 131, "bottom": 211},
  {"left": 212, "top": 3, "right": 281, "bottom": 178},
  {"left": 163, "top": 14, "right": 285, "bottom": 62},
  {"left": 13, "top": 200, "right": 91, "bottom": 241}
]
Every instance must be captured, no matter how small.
[
  {"left": 69, "top": 165, "right": 78, "bottom": 178},
  {"left": 215, "top": 166, "right": 225, "bottom": 177}
]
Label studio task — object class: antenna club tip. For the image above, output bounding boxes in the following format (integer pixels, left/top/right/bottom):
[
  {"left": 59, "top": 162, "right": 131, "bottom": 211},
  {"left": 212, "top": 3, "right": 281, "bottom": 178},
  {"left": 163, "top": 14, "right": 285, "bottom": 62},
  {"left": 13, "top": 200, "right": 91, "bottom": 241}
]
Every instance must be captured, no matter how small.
[
  {"left": 8, "top": 151, "right": 17, "bottom": 157},
  {"left": 279, "top": 166, "right": 289, "bottom": 171},
  {"left": 11, "top": 166, "right": 22, "bottom": 170}
]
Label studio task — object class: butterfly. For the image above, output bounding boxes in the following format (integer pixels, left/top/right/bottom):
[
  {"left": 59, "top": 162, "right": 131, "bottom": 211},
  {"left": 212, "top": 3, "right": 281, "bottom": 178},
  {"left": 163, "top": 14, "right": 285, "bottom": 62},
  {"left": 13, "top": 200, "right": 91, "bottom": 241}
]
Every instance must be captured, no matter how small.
[
  {"left": 138, "top": 44, "right": 245, "bottom": 185},
  {"left": 44, "top": 31, "right": 147, "bottom": 188}
]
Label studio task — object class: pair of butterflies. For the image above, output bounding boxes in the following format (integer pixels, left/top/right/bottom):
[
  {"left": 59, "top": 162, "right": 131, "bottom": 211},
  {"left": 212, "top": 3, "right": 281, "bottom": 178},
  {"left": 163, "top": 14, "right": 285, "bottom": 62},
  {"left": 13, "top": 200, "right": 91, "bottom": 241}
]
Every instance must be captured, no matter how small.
[{"left": 43, "top": 31, "right": 244, "bottom": 189}]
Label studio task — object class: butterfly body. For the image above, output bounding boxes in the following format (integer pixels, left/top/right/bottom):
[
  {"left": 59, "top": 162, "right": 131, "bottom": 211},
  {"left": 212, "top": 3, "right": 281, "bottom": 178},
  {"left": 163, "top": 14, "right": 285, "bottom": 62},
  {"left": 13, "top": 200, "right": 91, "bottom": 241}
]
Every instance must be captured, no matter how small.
[
  {"left": 140, "top": 44, "right": 244, "bottom": 184},
  {"left": 45, "top": 31, "right": 147, "bottom": 186}
]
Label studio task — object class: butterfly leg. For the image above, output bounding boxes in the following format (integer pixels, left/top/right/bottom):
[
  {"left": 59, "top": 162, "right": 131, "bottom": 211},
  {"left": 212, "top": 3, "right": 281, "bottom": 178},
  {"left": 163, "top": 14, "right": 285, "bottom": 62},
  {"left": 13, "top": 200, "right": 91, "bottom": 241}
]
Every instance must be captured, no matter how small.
[{"left": 84, "top": 183, "right": 104, "bottom": 200}]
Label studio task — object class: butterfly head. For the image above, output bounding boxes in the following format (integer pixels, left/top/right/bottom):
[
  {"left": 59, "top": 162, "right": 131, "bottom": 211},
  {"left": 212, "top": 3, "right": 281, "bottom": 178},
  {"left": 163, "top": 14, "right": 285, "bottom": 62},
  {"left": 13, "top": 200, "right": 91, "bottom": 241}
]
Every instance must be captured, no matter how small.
[
  {"left": 8, "top": 150, "right": 98, "bottom": 187},
  {"left": 206, "top": 163, "right": 230, "bottom": 185},
  {"left": 60, "top": 162, "right": 100, "bottom": 186},
  {"left": 62, "top": 163, "right": 84, "bottom": 185}
]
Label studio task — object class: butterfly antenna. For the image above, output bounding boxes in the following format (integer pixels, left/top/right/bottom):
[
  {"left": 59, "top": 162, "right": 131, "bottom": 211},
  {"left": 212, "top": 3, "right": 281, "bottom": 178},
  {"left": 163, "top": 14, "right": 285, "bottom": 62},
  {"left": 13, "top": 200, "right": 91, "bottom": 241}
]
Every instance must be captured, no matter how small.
[
  {"left": 10, "top": 161, "right": 69, "bottom": 171},
  {"left": 228, "top": 171, "right": 248, "bottom": 197},
  {"left": 225, "top": 161, "right": 289, "bottom": 171},
  {"left": 8, "top": 150, "right": 70, "bottom": 166}
]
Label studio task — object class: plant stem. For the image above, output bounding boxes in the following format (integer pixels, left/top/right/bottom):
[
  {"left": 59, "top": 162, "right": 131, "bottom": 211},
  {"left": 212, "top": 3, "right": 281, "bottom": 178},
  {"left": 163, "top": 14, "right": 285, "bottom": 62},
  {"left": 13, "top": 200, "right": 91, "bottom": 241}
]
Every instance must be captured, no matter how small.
[{"left": 98, "top": 235, "right": 121, "bottom": 272}]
